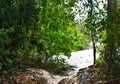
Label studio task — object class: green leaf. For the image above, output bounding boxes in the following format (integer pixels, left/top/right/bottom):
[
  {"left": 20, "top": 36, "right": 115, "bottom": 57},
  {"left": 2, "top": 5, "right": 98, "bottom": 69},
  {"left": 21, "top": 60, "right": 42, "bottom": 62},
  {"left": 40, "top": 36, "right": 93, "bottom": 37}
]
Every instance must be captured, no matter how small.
[{"left": 6, "top": 58, "right": 13, "bottom": 64}]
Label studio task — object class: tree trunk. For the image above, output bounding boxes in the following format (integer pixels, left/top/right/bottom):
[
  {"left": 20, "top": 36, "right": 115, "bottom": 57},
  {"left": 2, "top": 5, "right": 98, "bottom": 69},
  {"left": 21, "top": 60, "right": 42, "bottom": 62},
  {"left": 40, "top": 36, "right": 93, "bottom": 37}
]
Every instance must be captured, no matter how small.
[
  {"left": 105, "top": 0, "right": 117, "bottom": 81},
  {"left": 91, "top": 35, "right": 96, "bottom": 64}
]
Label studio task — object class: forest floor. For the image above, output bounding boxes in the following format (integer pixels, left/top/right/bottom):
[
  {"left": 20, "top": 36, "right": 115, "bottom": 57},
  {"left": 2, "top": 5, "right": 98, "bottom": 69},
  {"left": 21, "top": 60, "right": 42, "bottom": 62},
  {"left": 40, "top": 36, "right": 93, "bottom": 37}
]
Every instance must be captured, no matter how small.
[
  {"left": 1, "top": 65, "right": 120, "bottom": 84},
  {"left": 0, "top": 65, "right": 104, "bottom": 84}
]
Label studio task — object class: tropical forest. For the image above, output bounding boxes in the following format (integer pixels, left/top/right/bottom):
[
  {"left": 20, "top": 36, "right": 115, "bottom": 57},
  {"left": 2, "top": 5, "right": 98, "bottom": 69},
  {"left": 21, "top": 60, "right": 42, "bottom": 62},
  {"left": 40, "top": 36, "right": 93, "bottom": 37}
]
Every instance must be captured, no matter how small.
[{"left": 0, "top": 0, "right": 120, "bottom": 84}]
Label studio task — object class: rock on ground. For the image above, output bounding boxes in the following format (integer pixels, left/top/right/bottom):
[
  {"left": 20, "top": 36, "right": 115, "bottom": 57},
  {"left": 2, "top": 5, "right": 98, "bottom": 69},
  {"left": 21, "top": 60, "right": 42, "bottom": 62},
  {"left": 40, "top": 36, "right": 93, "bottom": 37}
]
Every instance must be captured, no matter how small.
[
  {"left": 58, "top": 65, "right": 100, "bottom": 84},
  {"left": 15, "top": 68, "right": 68, "bottom": 84}
]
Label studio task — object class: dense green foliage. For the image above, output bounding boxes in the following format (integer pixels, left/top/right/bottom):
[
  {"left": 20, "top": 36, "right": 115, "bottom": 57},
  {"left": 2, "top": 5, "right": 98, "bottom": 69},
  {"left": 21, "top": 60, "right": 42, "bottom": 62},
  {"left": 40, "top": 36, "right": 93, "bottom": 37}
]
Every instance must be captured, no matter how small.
[
  {"left": 0, "top": 0, "right": 89, "bottom": 74},
  {"left": 102, "top": 0, "right": 120, "bottom": 79},
  {"left": 0, "top": 0, "right": 39, "bottom": 74}
]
